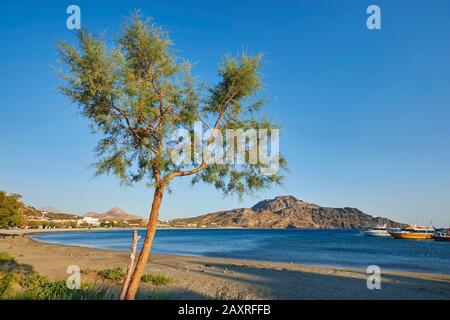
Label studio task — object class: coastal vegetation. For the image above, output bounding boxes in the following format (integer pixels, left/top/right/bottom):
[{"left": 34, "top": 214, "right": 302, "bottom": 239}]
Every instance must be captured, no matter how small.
[
  {"left": 0, "top": 251, "right": 115, "bottom": 300},
  {"left": 0, "top": 189, "right": 80, "bottom": 229},
  {"left": 0, "top": 252, "right": 174, "bottom": 300},
  {"left": 57, "top": 11, "right": 286, "bottom": 299},
  {"left": 0, "top": 252, "right": 14, "bottom": 263},
  {"left": 0, "top": 191, "right": 24, "bottom": 228},
  {"left": 0, "top": 189, "right": 147, "bottom": 230},
  {"left": 141, "top": 273, "right": 174, "bottom": 286},
  {"left": 0, "top": 273, "right": 117, "bottom": 300},
  {"left": 98, "top": 267, "right": 126, "bottom": 282}
]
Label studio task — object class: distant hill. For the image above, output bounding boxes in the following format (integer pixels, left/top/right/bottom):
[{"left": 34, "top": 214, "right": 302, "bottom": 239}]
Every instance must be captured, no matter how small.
[
  {"left": 38, "top": 207, "right": 61, "bottom": 213},
  {"left": 169, "top": 195, "right": 403, "bottom": 229},
  {"left": 85, "top": 207, "right": 143, "bottom": 221}
]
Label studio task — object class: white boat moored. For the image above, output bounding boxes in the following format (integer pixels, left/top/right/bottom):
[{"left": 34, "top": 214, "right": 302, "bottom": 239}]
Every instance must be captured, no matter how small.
[{"left": 362, "top": 225, "right": 392, "bottom": 237}]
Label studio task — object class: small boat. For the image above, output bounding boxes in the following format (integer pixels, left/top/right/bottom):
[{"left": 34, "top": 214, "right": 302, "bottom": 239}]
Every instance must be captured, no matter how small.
[
  {"left": 362, "top": 225, "right": 392, "bottom": 237},
  {"left": 389, "top": 225, "right": 435, "bottom": 240},
  {"left": 434, "top": 229, "right": 450, "bottom": 242}
]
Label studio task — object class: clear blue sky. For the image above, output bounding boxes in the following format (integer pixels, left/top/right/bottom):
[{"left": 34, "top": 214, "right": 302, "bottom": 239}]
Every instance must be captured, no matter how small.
[{"left": 1, "top": 0, "right": 449, "bottom": 226}]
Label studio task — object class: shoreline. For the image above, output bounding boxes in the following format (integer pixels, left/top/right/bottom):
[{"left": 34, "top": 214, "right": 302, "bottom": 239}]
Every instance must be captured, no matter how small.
[
  {"left": 0, "top": 226, "right": 245, "bottom": 236},
  {"left": 1, "top": 230, "right": 450, "bottom": 299},
  {"left": 5, "top": 228, "right": 450, "bottom": 276},
  {"left": 0, "top": 227, "right": 146, "bottom": 236},
  {"left": 29, "top": 234, "right": 449, "bottom": 276}
]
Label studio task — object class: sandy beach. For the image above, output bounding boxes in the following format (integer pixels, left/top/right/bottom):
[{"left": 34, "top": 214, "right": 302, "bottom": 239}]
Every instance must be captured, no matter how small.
[{"left": 1, "top": 230, "right": 449, "bottom": 300}]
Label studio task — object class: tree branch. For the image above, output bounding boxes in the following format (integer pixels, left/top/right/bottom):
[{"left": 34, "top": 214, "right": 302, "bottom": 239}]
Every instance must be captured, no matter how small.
[{"left": 163, "top": 88, "right": 241, "bottom": 182}]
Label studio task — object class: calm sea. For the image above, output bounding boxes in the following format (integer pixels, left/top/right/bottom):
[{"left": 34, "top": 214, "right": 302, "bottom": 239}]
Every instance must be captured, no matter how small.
[{"left": 32, "top": 229, "right": 450, "bottom": 274}]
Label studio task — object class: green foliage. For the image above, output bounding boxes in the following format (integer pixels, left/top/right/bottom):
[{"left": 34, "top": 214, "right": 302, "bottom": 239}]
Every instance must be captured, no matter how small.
[
  {"left": 20, "top": 274, "right": 50, "bottom": 290},
  {"left": 97, "top": 267, "right": 125, "bottom": 281},
  {"left": 141, "top": 273, "right": 173, "bottom": 286},
  {"left": 16, "top": 274, "right": 116, "bottom": 300},
  {"left": 25, "top": 220, "right": 78, "bottom": 229},
  {"left": 20, "top": 274, "right": 68, "bottom": 300},
  {"left": 204, "top": 53, "right": 263, "bottom": 115},
  {"left": 0, "top": 191, "right": 23, "bottom": 227},
  {"left": 99, "top": 219, "right": 145, "bottom": 228},
  {"left": 0, "top": 252, "right": 14, "bottom": 263},
  {"left": 0, "top": 273, "right": 17, "bottom": 298},
  {"left": 20, "top": 274, "right": 63, "bottom": 299},
  {"left": 45, "top": 212, "right": 80, "bottom": 220},
  {"left": 21, "top": 206, "right": 42, "bottom": 217},
  {"left": 57, "top": 11, "right": 286, "bottom": 197},
  {"left": 0, "top": 270, "right": 172, "bottom": 300}
]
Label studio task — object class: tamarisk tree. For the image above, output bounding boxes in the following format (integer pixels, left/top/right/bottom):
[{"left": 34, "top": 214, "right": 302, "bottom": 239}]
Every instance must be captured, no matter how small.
[{"left": 57, "top": 13, "right": 286, "bottom": 300}]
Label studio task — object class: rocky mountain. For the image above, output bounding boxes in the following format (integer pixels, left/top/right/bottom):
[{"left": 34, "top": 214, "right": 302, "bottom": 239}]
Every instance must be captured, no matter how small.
[
  {"left": 170, "top": 196, "right": 402, "bottom": 229},
  {"left": 85, "top": 207, "right": 143, "bottom": 221}
]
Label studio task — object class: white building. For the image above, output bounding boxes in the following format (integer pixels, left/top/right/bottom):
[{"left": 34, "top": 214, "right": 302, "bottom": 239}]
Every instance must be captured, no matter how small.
[{"left": 77, "top": 217, "right": 100, "bottom": 226}]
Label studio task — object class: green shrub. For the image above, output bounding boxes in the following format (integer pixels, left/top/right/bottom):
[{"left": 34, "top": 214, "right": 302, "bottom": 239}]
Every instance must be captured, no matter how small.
[
  {"left": 0, "top": 273, "right": 17, "bottom": 298},
  {"left": 17, "top": 273, "right": 118, "bottom": 300},
  {"left": 1, "top": 271, "right": 123, "bottom": 300},
  {"left": 20, "top": 274, "right": 49, "bottom": 289},
  {"left": 19, "top": 274, "right": 68, "bottom": 300},
  {"left": 141, "top": 273, "right": 173, "bottom": 286},
  {"left": 64, "top": 286, "right": 118, "bottom": 300},
  {"left": 97, "top": 267, "right": 125, "bottom": 281},
  {"left": 14, "top": 283, "right": 117, "bottom": 300},
  {"left": 0, "top": 252, "right": 14, "bottom": 263},
  {"left": 31, "top": 281, "right": 69, "bottom": 300}
]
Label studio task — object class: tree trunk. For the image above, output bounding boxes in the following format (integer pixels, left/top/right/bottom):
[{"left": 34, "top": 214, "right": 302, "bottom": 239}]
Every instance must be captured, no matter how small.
[
  {"left": 119, "top": 230, "right": 141, "bottom": 300},
  {"left": 123, "top": 186, "right": 165, "bottom": 300}
]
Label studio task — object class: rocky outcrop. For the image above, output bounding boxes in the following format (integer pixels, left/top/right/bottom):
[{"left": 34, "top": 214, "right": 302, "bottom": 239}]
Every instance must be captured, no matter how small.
[{"left": 170, "top": 196, "right": 402, "bottom": 229}]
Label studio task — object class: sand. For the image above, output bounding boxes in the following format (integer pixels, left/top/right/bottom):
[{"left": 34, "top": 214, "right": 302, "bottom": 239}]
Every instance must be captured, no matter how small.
[{"left": 1, "top": 230, "right": 449, "bottom": 300}]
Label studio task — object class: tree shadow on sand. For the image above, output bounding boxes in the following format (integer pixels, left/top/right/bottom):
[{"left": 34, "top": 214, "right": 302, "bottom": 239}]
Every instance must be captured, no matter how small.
[
  {"left": 178, "top": 260, "right": 450, "bottom": 300},
  {"left": 141, "top": 287, "right": 210, "bottom": 300},
  {"left": 0, "top": 259, "right": 34, "bottom": 275}
]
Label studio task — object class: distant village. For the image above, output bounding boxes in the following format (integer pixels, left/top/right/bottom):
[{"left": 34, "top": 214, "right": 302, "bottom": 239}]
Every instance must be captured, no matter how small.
[
  {"left": 14, "top": 206, "right": 220, "bottom": 230},
  {"left": 0, "top": 191, "right": 225, "bottom": 230},
  {"left": 18, "top": 206, "right": 148, "bottom": 230}
]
